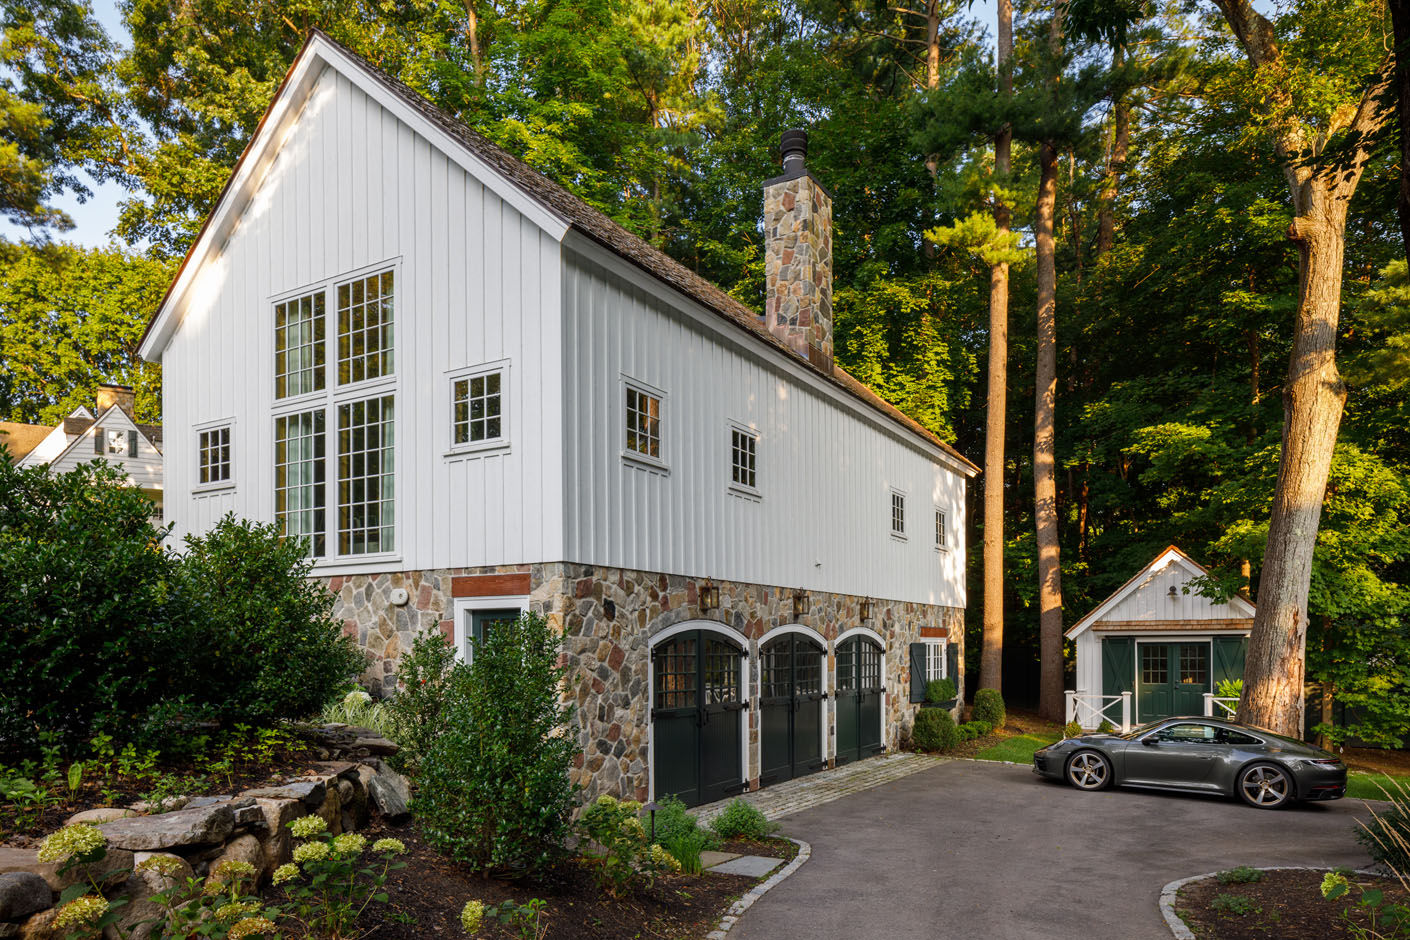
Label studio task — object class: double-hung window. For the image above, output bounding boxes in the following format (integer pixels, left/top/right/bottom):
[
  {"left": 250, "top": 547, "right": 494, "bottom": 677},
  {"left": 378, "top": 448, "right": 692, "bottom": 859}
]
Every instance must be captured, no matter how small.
[
  {"left": 925, "top": 640, "right": 947, "bottom": 682},
  {"left": 271, "top": 266, "right": 397, "bottom": 560},
  {"left": 448, "top": 362, "right": 508, "bottom": 453},
  {"left": 935, "top": 508, "right": 947, "bottom": 550},
  {"left": 891, "top": 489, "right": 906, "bottom": 539},
  {"left": 730, "top": 425, "right": 758, "bottom": 493},
  {"left": 198, "top": 426, "right": 232, "bottom": 486},
  {"left": 623, "top": 379, "right": 665, "bottom": 467}
]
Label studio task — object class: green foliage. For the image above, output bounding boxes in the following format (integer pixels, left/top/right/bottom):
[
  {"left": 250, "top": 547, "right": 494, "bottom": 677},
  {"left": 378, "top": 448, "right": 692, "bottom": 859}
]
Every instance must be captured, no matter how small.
[
  {"left": 925, "top": 678, "right": 957, "bottom": 704},
  {"left": 1064, "top": 721, "right": 1083, "bottom": 739},
  {"left": 912, "top": 708, "right": 959, "bottom": 752},
  {"left": 707, "top": 799, "right": 778, "bottom": 842},
  {"left": 1216, "top": 679, "right": 1244, "bottom": 700},
  {"left": 576, "top": 794, "right": 675, "bottom": 896},
  {"left": 1355, "top": 780, "right": 1410, "bottom": 874},
  {"left": 384, "top": 628, "right": 459, "bottom": 774},
  {"left": 1321, "top": 870, "right": 1410, "bottom": 939},
  {"left": 477, "top": 897, "right": 550, "bottom": 940},
  {"left": 1210, "top": 893, "right": 1260, "bottom": 916},
  {"left": 1097, "top": 719, "right": 1116, "bottom": 734},
  {"left": 650, "top": 794, "right": 716, "bottom": 849},
  {"left": 319, "top": 688, "right": 397, "bottom": 740},
  {"left": 972, "top": 689, "right": 1006, "bottom": 730},
  {"left": 660, "top": 827, "right": 713, "bottom": 875},
  {"left": 175, "top": 516, "right": 367, "bottom": 728},
  {"left": 414, "top": 612, "right": 577, "bottom": 876},
  {"left": 1217, "top": 867, "right": 1265, "bottom": 885},
  {"left": 274, "top": 816, "right": 407, "bottom": 937},
  {"left": 956, "top": 719, "right": 991, "bottom": 742}
]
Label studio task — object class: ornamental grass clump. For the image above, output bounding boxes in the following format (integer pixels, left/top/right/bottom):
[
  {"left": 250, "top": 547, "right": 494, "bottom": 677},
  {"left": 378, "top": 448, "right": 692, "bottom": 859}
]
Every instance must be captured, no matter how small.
[{"left": 414, "top": 612, "right": 577, "bottom": 876}]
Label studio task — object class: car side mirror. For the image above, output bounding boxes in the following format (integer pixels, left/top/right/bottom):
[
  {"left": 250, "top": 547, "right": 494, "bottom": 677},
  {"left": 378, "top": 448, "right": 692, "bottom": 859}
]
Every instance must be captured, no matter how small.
[{"left": 1142, "top": 736, "right": 1159, "bottom": 746}]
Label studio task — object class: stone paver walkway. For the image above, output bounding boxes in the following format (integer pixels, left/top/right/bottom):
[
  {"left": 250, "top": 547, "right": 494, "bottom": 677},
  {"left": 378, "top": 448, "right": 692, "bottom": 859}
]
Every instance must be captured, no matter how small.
[{"left": 689, "top": 752, "right": 943, "bottom": 824}]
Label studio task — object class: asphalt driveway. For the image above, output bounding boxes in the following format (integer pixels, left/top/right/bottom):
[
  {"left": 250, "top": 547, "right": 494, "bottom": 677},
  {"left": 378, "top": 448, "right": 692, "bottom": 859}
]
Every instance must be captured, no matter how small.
[{"left": 732, "top": 759, "right": 1375, "bottom": 940}]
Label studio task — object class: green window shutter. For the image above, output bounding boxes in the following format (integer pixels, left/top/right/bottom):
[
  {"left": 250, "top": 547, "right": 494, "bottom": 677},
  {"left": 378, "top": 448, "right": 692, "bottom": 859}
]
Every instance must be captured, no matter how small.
[
  {"left": 908, "top": 642, "right": 927, "bottom": 703},
  {"left": 1212, "top": 636, "right": 1247, "bottom": 687},
  {"left": 94, "top": 429, "right": 104, "bottom": 453},
  {"left": 946, "top": 643, "right": 961, "bottom": 700},
  {"left": 128, "top": 430, "right": 139, "bottom": 456},
  {"left": 1101, "top": 637, "right": 1135, "bottom": 697}
]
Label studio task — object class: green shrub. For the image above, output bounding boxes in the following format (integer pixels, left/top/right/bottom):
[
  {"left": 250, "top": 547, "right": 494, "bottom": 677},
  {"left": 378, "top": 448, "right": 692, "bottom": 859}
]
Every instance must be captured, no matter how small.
[
  {"left": 973, "top": 688, "right": 1006, "bottom": 730},
  {"left": 660, "top": 827, "right": 714, "bottom": 875},
  {"left": 1063, "top": 721, "right": 1083, "bottom": 738},
  {"left": 176, "top": 516, "right": 366, "bottom": 727},
  {"left": 708, "top": 799, "right": 777, "bottom": 841},
  {"left": 1355, "top": 783, "right": 1410, "bottom": 873},
  {"left": 925, "top": 678, "right": 957, "bottom": 704},
  {"left": 319, "top": 689, "right": 397, "bottom": 739},
  {"left": 650, "top": 795, "right": 717, "bottom": 849},
  {"left": 1210, "top": 893, "right": 1259, "bottom": 916},
  {"left": 576, "top": 795, "right": 676, "bottom": 895},
  {"left": 1097, "top": 719, "right": 1116, "bottom": 734},
  {"left": 1216, "top": 867, "right": 1265, "bottom": 885},
  {"left": 958, "top": 720, "right": 991, "bottom": 741},
  {"left": 414, "top": 612, "right": 577, "bottom": 876},
  {"left": 912, "top": 708, "right": 959, "bottom": 753},
  {"left": 384, "top": 629, "right": 460, "bottom": 773}
]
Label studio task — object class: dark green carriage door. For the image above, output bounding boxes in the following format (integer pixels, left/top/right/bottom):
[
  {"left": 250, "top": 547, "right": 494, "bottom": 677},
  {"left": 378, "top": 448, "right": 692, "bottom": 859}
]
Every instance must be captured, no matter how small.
[
  {"left": 1101, "top": 637, "right": 1134, "bottom": 698},
  {"left": 760, "top": 634, "right": 825, "bottom": 785},
  {"left": 651, "top": 631, "right": 745, "bottom": 808},
  {"left": 1136, "top": 643, "right": 1210, "bottom": 722},
  {"left": 1212, "top": 636, "right": 1247, "bottom": 689},
  {"left": 834, "top": 637, "right": 884, "bottom": 765}
]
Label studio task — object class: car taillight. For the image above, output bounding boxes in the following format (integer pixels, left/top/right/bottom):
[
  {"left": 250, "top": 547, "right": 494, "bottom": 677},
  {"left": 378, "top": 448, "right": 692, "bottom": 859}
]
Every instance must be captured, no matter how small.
[{"left": 1305, "top": 758, "right": 1342, "bottom": 767}]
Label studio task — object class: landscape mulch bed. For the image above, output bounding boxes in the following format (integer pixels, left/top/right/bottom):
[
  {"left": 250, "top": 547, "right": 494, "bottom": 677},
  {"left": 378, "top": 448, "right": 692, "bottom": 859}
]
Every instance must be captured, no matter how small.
[
  {"left": 1175, "top": 868, "right": 1408, "bottom": 940},
  {"left": 354, "top": 822, "right": 792, "bottom": 940}
]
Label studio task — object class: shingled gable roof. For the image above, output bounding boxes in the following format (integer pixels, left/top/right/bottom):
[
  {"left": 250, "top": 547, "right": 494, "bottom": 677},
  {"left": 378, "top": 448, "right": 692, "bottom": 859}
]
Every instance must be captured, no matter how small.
[
  {"left": 141, "top": 29, "right": 977, "bottom": 475},
  {"left": 1065, "top": 545, "right": 1256, "bottom": 640}
]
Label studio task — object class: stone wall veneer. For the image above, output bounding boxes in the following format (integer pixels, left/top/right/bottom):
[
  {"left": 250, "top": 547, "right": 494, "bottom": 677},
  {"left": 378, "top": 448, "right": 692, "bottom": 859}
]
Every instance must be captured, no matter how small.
[{"left": 324, "top": 563, "right": 963, "bottom": 806}]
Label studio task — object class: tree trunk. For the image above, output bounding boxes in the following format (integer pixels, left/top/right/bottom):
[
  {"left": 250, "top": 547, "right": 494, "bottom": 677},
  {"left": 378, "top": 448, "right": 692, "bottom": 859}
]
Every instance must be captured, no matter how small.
[
  {"left": 1035, "top": 137, "right": 1064, "bottom": 722},
  {"left": 1238, "top": 196, "right": 1349, "bottom": 738},
  {"left": 1095, "top": 47, "right": 1128, "bottom": 258},
  {"left": 464, "top": 1, "right": 485, "bottom": 86},
  {"left": 979, "top": 0, "right": 1013, "bottom": 695},
  {"left": 1391, "top": 0, "right": 1410, "bottom": 265}
]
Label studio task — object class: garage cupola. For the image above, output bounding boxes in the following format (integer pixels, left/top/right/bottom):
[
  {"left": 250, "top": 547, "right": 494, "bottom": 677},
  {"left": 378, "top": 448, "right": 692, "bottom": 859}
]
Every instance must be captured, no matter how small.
[{"left": 764, "top": 129, "right": 834, "bottom": 373}]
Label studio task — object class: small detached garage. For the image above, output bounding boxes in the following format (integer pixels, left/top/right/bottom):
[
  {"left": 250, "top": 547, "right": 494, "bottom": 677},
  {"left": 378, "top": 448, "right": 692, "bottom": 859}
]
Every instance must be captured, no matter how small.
[{"left": 1066, "top": 546, "right": 1252, "bottom": 731}]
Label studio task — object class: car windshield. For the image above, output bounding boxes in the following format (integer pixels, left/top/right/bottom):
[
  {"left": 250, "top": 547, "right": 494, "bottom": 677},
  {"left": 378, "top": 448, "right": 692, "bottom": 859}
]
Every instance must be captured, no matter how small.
[{"left": 1119, "top": 720, "right": 1168, "bottom": 740}]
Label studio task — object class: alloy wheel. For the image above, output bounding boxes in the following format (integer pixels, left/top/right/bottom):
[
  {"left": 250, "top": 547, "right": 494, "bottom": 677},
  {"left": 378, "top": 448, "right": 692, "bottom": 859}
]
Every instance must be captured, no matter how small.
[
  {"left": 1239, "top": 764, "right": 1291, "bottom": 808},
  {"left": 1067, "top": 751, "right": 1110, "bottom": 791}
]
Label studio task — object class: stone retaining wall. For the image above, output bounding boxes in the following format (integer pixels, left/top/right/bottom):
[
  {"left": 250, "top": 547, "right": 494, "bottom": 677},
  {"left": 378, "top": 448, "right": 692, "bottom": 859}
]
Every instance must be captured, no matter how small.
[{"left": 0, "top": 730, "right": 409, "bottom": 940}]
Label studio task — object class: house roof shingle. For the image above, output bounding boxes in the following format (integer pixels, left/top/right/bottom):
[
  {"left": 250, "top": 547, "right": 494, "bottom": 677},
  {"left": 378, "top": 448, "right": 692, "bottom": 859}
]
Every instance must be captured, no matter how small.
[{"left": 0, "top": 422, "right": 51, "bottom": 460}]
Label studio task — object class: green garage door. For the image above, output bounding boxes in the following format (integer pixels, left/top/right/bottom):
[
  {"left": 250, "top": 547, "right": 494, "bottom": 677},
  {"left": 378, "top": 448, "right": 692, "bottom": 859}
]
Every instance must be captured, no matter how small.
[
  {"left": 1136, "top": 642, "right": 1210, "bottom": 722},
  {"left": 760, "top": 634, "right": 825, "bottom": 786},
  {"left": 651, "top": 631, "right": 745, "bottom": 808},
  {"left": 835, "top": 637, "right": 884, "bottom": 765}
]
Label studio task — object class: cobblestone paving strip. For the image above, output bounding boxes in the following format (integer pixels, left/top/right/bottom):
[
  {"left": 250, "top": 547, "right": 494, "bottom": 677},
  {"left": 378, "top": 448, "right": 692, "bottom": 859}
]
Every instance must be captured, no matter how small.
[{"left": 689, "top": 753, "right": 944, "bottom": 824}]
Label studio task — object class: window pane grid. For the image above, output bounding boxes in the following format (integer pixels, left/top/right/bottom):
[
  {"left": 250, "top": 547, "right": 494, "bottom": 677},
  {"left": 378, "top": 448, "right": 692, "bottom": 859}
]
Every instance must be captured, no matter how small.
[
  {"left": 1179, "top": 644, "right": 1208, "bottom": 685},
  {"left": 704, "top": 638, "right": 739, "bottom": 704},
  {"left": 452, "top": 370, "right": 503, "bottom": 445},
  {"left": 625, "top": 386, "right": 660, "bottom": 458},
  {"left": 274, "top": 292, "right": 326, "bottom": 399},
  {"left": 275, "top": 411, "right": 325, "bottom": 557},
  {"left": 891, "top": 492, "right": 906, "bottom": 535},
  {"left": 926, "top": 642, "right": 945, "bottom": 681},
  {"left": 654, "top": 637, "right": 697, "bottom": 709},
  {"left": 337, "top": 271, "right": 395, "bottom": 386},
  {"left": 731, "top": 428, "right": 757, "bottom": 488},
  {"left": 338, "top": 395, "right": 395, "bottom": 555},
  {"left": 935, "top": 509, "right": 946, "bottom": 548},
  {"left": 198, "top": 427, "right": 231, "bottom": 485},
  {"left": 1141, "top": 646, "right": 1168, "bottom": 685}
]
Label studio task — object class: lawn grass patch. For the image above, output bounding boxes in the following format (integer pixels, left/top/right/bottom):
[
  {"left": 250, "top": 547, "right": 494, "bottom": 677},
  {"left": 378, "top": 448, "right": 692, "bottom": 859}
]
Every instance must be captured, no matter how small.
[
  {"left": 1346, "top": 771, "right": 1410, "bottom": 801},
  {"left": 974, "top": 730, "right": 1062, "bottom": 764}
]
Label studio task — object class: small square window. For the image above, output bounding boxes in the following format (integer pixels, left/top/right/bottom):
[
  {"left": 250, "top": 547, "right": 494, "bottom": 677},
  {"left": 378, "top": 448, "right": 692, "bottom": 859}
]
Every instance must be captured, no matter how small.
[
  {"left": 198, "top": 426, "right": 232, "bottom": 485},
  {"left": 452, "top": 369, "right": 504, "bottom": 447},
  {"left": 935, "top": 508, "right": 946, "bottom": 549},
  {"left": 731, "top": 427, "right": 757, "bottom": 490},
  {"left": 105, "top": 430, "right": 129, "bottom": 456},
  {"left": 891, "top": 491, "right": 906, "bottom": 537},
  {"left": 625, "top": 385, "right": 661, "bottom": 460}
]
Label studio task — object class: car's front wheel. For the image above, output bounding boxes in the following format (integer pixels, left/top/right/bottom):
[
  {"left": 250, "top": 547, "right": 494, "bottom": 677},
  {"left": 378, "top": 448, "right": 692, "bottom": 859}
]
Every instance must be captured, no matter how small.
[
  {"left": 1238, "top": 763, "right": 1294, "bottom": 809},
  {"left": 1066, "top": 751, "right": 1112, "bottom": 791}
]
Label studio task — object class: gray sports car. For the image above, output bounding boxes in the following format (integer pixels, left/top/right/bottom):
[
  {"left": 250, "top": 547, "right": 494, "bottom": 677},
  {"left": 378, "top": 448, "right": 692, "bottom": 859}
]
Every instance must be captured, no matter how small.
[{"left": 1032, "top": 716, "right": 1347, "bottom": 808}]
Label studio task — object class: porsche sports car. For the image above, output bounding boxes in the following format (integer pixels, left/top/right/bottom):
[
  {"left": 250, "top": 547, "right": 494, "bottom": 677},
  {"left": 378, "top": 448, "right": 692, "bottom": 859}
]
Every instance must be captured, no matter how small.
[{"left": 1032, "top": 716, "right": 1347, "bottom": 808}]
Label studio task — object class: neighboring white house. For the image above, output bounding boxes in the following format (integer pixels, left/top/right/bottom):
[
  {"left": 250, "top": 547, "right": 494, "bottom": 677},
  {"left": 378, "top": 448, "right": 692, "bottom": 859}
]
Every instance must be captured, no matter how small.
[
  {"left": 138, "top": 31, "right": 978, "bottom": 807},
  {"left": 1, "top": 384, "right": 164, "bottom": 518},
  {"left": 1065, "top": 545, "right": 1254, "bottom": 731}
]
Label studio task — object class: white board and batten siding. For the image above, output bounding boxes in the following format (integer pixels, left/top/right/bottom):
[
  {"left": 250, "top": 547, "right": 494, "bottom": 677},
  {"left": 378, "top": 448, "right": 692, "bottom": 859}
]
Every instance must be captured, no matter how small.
[
  {"left": 159, "top": 62, "right": 565, "bottom": 572},
  {"left": 560, "top": 240, "right": 967, "bottom": 609}
]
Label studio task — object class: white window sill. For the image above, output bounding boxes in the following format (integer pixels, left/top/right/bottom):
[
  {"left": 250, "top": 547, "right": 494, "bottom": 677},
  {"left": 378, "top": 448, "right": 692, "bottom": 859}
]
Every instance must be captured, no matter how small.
[
  {"left": 622, "top": 450, "right": 670, "bottom": 474},
  {"left": 192, "top": 482, "right": 236, "bottom": 497},
  {"left": 934, "top": 545, "right": 949, "bottom": 553},
  {"left": 311, "top": 553, "right": 404, "bottom": 574},
  {"left": 728, "top": 483, "right": 762, "bottom": 502},
  {"left": 445, "top": 439, "right": 510, "bottom": 460}
]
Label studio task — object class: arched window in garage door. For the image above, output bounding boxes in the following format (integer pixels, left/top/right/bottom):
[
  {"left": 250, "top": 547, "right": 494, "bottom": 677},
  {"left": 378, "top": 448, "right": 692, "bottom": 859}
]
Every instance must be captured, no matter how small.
[{"left": 651, "top": 628, "right": 746, "bottom": 807}]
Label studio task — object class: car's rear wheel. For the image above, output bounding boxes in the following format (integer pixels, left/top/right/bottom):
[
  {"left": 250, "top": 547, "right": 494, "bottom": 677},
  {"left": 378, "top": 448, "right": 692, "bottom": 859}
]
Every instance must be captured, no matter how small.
[
  {"left": 1066, "top": 751, "right": 1112, "bottom": 791},
  {"left": 1238, "top": 763, "right": 1294, "bottom": 809}
]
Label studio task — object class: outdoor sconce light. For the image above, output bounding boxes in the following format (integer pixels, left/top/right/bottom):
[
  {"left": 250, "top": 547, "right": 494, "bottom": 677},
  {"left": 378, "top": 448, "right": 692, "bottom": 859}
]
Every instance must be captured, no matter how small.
[
  {"left": 792, "top": 590, "right": 810, "bottom": 618},
  {"left": 700, "top": 580, "right": 720, "bottom": 610},
  {"left": 644, "top": 801, "right": 659, "bottom": 841},
  {"left": 859, "top": 598, "right": 873, "bottom": 622},
  {"left": 1168, "top": 585, "right": 1178, "bottom": 599}
]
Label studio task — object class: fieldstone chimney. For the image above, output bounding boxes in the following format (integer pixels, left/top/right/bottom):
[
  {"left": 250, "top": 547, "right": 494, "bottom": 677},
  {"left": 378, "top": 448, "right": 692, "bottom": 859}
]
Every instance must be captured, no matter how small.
[
  {"left": 96, "top": 384, "right": 136, "bottom": 417},
  {"left": 764, "top": 129, "right": 833, "bottom": 372}
]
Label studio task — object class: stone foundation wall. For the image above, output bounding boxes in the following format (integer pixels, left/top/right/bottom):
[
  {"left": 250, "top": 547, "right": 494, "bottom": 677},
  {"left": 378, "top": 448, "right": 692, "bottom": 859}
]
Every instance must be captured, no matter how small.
[{"left": 323, "top": 563, "right": 964, "bottom": 806}]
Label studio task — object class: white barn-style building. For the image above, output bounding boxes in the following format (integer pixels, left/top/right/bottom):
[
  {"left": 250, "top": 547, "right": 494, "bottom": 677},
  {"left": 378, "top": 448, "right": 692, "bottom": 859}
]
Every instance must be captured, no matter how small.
[
  {"left": 1065, "top": 546, "right": 1254, "bottom": 732},
  {"left": 139, "top": 31, "right": 978, "bottom": 806}
]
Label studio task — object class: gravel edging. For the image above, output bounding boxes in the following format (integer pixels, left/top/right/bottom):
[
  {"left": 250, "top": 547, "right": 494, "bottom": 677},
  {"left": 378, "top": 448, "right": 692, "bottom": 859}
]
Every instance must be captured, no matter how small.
[
  {"left": 1158, "top": 865, "right": 1384, "bottom": 939},
  {"left": 705, "top": 838, "right": 811, "bottom": 939}
]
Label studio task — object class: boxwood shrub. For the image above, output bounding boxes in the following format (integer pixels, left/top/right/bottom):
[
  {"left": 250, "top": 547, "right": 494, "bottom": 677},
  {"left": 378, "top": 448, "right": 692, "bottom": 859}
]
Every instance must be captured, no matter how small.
[
  {"left": 913, "top": 708, "right": 959, "bottom": 752},
  {"left": 973, "top": 688, "right": 1007, "bottom": 730}
]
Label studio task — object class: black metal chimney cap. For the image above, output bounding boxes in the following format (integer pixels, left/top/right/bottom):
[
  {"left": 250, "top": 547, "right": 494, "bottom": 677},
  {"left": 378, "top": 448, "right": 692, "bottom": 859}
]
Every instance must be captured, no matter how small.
[{"left": 780, "top": 128, "right": 808, "bottom": 164}]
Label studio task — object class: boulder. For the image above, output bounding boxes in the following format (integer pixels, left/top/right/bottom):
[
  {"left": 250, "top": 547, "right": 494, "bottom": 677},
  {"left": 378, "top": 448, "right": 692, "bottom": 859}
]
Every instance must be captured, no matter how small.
[
  {"left": 0, "top": 873, "right": 51, "bottom": 921},
  {"left": 126, "top": 796, "right": 189, "bottom": 815},
  {"left": 253, "top": 799, "right": 302, "bottom": 868},
  {"left": 239, "top": 780, "right": 326, "bottom": 807},
  {"left": 352, "top": 736, "right": 399, "bottom": 756},
  {"left": 65, "top": 808, "right": 139, "bottom": 826},
  {"left": 367, "top": 768, "right": 410, "bottom": 821},
  {"left": 209, "top": 835, "right": 266, "bottom": 883},
  {"left": 314, "top": 787, "right": 343, "bottom": 836},
  {"left": 0, "top": 922, "right": 21, "bottom": 938},
  {"left": 97, "top": 804, "right": 235, "bottom": 851},
  {"left": 19, "top": 908, "right": 56, "bottom": 940},
  {"left": 309, "top": 761, "right": 359, "bottom": 780},
  {"left": 0, "top": 846, "right": 132, "bottom": 895},
  {"left": 106, "top": 854, "right": 191, "bottom": 940},
  {"left": 182, "top": 796, "right": 232, "bottom": 809}
]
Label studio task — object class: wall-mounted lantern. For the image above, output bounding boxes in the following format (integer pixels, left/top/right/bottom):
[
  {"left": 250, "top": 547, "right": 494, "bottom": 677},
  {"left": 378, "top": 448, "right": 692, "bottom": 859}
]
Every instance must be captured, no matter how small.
[
  {"left": 792, "top": 590, "right": 810, "bottom": 619},
  {"left": 699, "top": 579, "right": 720, "bottom": 610},
  {"left": 859, "top": 598, "right": 873, "bottom": 622}
]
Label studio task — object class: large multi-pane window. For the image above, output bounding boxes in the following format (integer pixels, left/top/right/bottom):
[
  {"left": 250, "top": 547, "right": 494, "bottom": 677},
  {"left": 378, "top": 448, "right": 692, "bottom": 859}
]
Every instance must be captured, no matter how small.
[
  {"left": 198, "top": 426, "right": 231, "bottom": 485},
  {"left": 275, "top": 411, "right": 326, "bottom": 557},
  {"left": 271, "top": 266, "right": 395, "bottom": 560},
  {"left": 452, "top": 369, "right": 504, "bottom": 446},
  {"left": 731, "top": 427, "right": 757, "bottom": 490},
  {"left": 337, "top": 271, "right": 395, "bottom": 385},
  {"left": 625, "top": 384, "right": 661, "bottom": 459},
  {"left": 337, "top": 395, "right": 395, "bottom": 555},
  {"left": 275, "top": 292, "right": 326, "bottom": 399}
]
